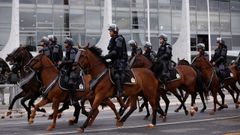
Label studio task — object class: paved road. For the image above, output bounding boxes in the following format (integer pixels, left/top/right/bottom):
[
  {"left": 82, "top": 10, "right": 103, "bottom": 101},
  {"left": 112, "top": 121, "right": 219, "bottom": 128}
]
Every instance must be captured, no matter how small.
[{"left": 0, "top": 95, "right": 239, "bottom": 135}]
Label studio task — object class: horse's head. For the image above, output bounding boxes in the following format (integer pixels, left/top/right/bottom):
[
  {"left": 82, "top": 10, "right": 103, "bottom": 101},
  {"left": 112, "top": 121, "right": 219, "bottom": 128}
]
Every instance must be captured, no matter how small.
[
  {"left": 76, "top": 46, "right": 106, "bottom": 75},
  {"left": 24, "top": 54, "right": 52, "bottom": 72},
  {"left": 6, "top": 46, "right": 32, "bottom": 65}
]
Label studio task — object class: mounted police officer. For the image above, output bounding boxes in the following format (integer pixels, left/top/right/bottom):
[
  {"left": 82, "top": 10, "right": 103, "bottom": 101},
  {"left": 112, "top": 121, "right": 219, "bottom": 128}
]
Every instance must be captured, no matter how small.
[
  {"left": 38, "top": 36, "right": 52, "bottom": 60},
  {"left": 210, "top": 37, "right": 228, "bottom": 86},
  {"left": 103, "top": 24, "right": 128, "bottom": 97},
  {"left": 143, "top": 42, "right": 156, "bottom": 63},
  {"left": 58, "top": 37, "right": 78, "bottom": 105},
  {"left": 48, "top": 35, "right": 63, "bottom": 66},
  {"left": 155, "top": 33, "right": 172, "bottom": 86},
  {"left": 128, "top": 39, "right": 142, "bottom": 60}
]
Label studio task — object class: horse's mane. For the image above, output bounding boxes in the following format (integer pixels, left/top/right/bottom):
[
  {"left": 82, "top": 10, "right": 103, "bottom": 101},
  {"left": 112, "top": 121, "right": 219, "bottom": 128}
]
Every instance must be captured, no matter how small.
[
  {"left": 22, "top": 46, "right": 33, "bottom": 58},
  {"left": 88, "top": 46, "right": 103, "bottom": 57},
  {"left": 87, "top": 46, "right": 108, "bottom": 66}
]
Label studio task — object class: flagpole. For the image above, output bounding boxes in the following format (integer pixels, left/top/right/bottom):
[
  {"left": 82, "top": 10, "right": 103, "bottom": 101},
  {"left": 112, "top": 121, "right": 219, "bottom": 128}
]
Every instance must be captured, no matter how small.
[
  {"left": 147, "top": 0, "right": 150, "bottom": 42},
  {"left": 207, "top": 0, "right": 212, "bottom": 60}
]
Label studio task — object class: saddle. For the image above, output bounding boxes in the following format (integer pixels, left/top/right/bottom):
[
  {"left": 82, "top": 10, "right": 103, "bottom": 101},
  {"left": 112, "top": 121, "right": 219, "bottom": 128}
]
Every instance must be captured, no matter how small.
[
  {"left": 58, "top": 69, "right": 85, "bottom": 91},
  {"left": 222, "top": 68, "right": 233, "bottom": 80},
  {"left": 109, "top": 69, "right": 137, "bottom": 85},
  {"left": 167, "top": 68, "right": 181, "bottom": 82}
]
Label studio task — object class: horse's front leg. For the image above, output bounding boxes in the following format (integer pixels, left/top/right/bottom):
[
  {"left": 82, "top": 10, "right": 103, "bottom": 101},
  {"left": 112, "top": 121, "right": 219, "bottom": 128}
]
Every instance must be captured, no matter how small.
[
  {"left": 47, "top": 99, "right": 60, "bottom": 131},
  {"left": 29, "top": 99, "right": 50, "bottom": 124}
]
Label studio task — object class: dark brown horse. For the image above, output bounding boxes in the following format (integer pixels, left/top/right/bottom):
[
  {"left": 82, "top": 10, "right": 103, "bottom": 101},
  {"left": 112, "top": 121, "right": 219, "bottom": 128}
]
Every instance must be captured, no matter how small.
[
  {"left": 5, "top": 46, "right": 46, "bottom": 120},
  {"left": 192, "top": 55, "right": 227, "bottom": 114},
  {"left": 24, "top": 54, "right": 121, "bottom": 131},
  {"left": 75, "top": 46, "right": 159, "bottom": 133}
]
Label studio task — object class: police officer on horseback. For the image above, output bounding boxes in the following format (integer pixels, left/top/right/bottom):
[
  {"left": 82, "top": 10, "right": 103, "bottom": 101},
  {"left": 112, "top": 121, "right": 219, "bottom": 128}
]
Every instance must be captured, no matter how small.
[
  {"left": 58, "top": 37, "right": 78, "bottom": 105},
  {"left": 128, "top": 39, "right": 142, "bottom": 60},
  {"left": 38, "top": 36, "right": 52, "bottom": 60},
  {"left": 103, "top": 24, "right": 128, "bottom": 97},
  {"left": 143, "top": 42, "right": 156, "bottom": 63},
  {"left": 48, "top": 35, "right": 63, "bottom": 66},
  {"left": 210, "top": 37, "right": 228, "bottom": 86},
  {"left": 155, "top": 33, "right": 172, "bottom": 86}
]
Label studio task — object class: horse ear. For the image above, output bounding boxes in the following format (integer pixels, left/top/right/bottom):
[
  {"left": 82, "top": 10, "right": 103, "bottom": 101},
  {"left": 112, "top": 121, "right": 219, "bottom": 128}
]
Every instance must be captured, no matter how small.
[
  {"left": 86, "top": 43, "right": 90, "bottom": 48},
  {"left": 177, "top": 58, "right": 179, "bottom": 62}
]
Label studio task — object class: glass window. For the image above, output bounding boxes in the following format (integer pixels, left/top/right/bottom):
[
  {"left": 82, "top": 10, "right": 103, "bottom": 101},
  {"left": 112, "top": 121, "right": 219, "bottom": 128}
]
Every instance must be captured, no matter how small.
[
  {"left": 53, "top": 8, "right": 65, "bottom": 29},
  {"left": 150, "top": 13, "right": 158, "bottom": 31},
  {"left": 20, "top": 0, "right": 35, "bottom": 4},
  {"left": 0, "top": 6, "right": 11, "bottom": 51},
  {"left": 131, "top": 0, "right": 143, "bottom": 8},
  {"left": 220, "top": 1, "right": 230, "bottom": 33},
  {"left": 158, "top": 5, "right": 171, "bottom": 33},
  {"left": 0, "top": 0, "right": 12, "bottom": 2},
  {"left": 20, "top": 9, "right": 36, "bottom": 31},
  {"left": 196, "top": 0, "right": 208, "bottom": 32},
  {"left": 85, "top": 10, "right": 101, "bottom": 32},
  {"left": 37, "top": 8, "right": 53, "bottom": 28},
  {"left": 69, "top": 8, "right": 85, "bottom": 29},
  {"left": 37, "top": 0, "right": 52, "bottom": 4},
  {"left": 0, "top": 28, "right": 10, "bottom": 50},
  {"left": 53, "top": 0, "right": 63, "bottom": 5},
  {"left": 132, "top": 11, "right": 145, "bottom": 30},
  {"left": 116, "top": 11, "right": 130, "bottom": 30},
  {"left": 69, "top": 0, "right": 85, "bottom": 5},
  {"left": 232, "top": 35, "right": 240, "bottom": 49},
  {"left": 20, "top": 32, "right": 36, "bottom": 51},
  {"left": 113, "top": 0, "right": 130, "bottom": 8},
  {"left": 172, "top": 0, "right": 182, "bottom": 34}
]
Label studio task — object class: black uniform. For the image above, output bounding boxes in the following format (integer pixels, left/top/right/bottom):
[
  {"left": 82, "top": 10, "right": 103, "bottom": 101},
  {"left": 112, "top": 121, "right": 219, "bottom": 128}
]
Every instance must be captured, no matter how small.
[
  {"left": 39, "top": 46, "right": 52, "bottom": 60},
  {"left": 143, "top": 50, "right": 156, "bottom": 63},
  {"left": 104, "top": 35, "right": 128, "bottom": 96},
  {"left": 210, "top": 45, "right": 227, "bottom": 80},
  {"left": 155, "top": 43, "right": 172, "bottom": 83},
  {"left": 49, "top": 43, "right": 63, "bottom": 65}
]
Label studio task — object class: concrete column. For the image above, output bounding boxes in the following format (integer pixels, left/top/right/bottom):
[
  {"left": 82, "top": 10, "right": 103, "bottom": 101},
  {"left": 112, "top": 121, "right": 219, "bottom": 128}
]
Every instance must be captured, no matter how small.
[
  {"left": 0, "top": 0, "right": 20, "bottom": 59},
  {"left": 172, "top": 0, "right": 191, "bottom": 62},
  {"left": 96, "top": 0, "right": 112, "bottom": 55}
]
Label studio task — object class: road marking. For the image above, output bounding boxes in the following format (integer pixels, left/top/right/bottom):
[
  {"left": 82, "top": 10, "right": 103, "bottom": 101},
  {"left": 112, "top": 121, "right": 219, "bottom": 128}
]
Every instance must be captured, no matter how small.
[{"left": 35, "top": 115, "right": 240, "bottom": 135}]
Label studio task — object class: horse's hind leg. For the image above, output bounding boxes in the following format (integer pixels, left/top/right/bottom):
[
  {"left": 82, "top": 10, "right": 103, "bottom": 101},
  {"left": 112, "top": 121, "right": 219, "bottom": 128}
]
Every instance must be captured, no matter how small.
[
  {"left": 224, "top": 85, "right": 236, "bottom": 103},
  {"left": 172, "top": 91, "right": 189, "bottom": 115},
  {"left": 7, "top": 91, "right": 25, "bottom": 116},
  {"left": 217, "top": 88, "right": 227, "bottom": 110},
  {"left": 117, "top": 96, "right": 138, "bottom": 127},
  {"left": 29, "top": 95, "right": 46, "bottom": 113},
  {"left": 230, "top": 83, "right": 240, "bottom": 108},
  {"left": 199, "top": 90, "right": 207, "bottom": 112},
  {"left": 20, "top": 96, "right": 32, "bottom": 120},
  {"left": 161, "top": 92, "right": 169, "bottom": 115},
  {"left": 29, "top": 99, "right": 50, "bottom": 124},
  {"left": 49, "top": 101, "right": 69, "bottom": 120},
  {"left": 142, "top": 97, "right": 150, "bottom": 120}
]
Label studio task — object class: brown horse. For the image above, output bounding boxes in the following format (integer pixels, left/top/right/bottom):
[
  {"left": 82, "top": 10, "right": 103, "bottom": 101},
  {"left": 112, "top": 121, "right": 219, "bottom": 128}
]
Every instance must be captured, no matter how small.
[
  {"left": 222, "top": 63, "right": 240, "bottom": 108},
  {"left": 75, "top": 46, "right": 159, "bottom": 133},
  {"left": 192, "top": 55, "right": 227, "bottom": 114},
  {"left": 131, "top": 54, "right": 170, "bottom": 119},
  {"left": 5, "top": 46, "right": 46, "bottom": 120},
  {"left": 24, "top": 54, "right": 120, "bottom": 131}
]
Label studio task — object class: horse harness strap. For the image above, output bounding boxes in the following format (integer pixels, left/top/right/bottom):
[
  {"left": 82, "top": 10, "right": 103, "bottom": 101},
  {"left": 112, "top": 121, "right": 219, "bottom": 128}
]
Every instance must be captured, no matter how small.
[
  {"left": 129, "top": 55, "right": 136, "bottom": 67},
  {"left": 90, "top": 69, "right": 108, "bottom": 91},
  {"left": 206, "top": 69, "right": 215, "bottom": 90},
  {"left": 42, "top": 75, "right": 59, "bottom": 97}
]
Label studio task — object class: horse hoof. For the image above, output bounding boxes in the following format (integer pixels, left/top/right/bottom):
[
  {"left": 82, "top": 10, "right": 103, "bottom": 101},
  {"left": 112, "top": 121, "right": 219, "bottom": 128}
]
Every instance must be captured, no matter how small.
[
  {"left": 194, "top": 107, "right": 198, "bottom": 112},
  {"left": 223, "top": 104, "right": 228, "bottom": 108},
  {"left": 48, "top": 115, "right": 53, "bottom": 120},
  {"left": 40, "top": 108, "right": 46, "bottom": 113},
  {"left": 42, "top": 114, "right": 46, "bottom": 117},
  {"left": 57, "top": 113, "right": 62, "bottom": 119},
  {"left": 77, "top": 128, "right": 84, "bottom": 133},
  {"left": 200, "top": 109, "right": 205, "bottom": 113},
  {"left": 1, "top": 116, "right": 5, "bottom": 119},
  {"left": 237, "top": 101, "right": 240, "bottom": 104},
  {"left": 143, "top": 116, "right": 149, "bottom": 120},
  {"left": 9, "top": 116, "right": 12, "bottom": 119},
  {"left": 174, "top": 109, "right": 179, "bottom": 113},
  {"left": 69, "top": 120, "right": 75, "bottom": 125},
  {"left": 217, "top": 107, "right": 224, "bottom": 111},
  {"left": 162, "top": 116, "right": 167, "bottom": 122},
  {"left": 28, "top": 118, "right": 34, "bottom": 124},
  {"left": 190, "top": 110, "right": 195, "bottom": 116},
  {"left": 209, "top": 111, "right": 215, "bottom": 115},
  {"left": 139, "top": 108, "right": 143, "bottom": 112},
  {"left": 6, "top": 111, "right": 12, "bottom": 116},
  {"left": 116, "top": 121, "right": 123, "bottom": 127},
  {"left": 147, "top": 124, "right": 155, "bottom": 128},
  {"left": 47, "top": 125, "right": 55, "bottom": 131},
  {"left": 185, "top": 110, "right": 189, "bottom": 116}
]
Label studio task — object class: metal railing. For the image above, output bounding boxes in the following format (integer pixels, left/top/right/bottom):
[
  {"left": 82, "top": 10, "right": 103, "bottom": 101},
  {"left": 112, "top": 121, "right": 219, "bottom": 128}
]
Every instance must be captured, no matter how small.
[{"left": 0, "top": 84, "right": 21, "bottom": 109}]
